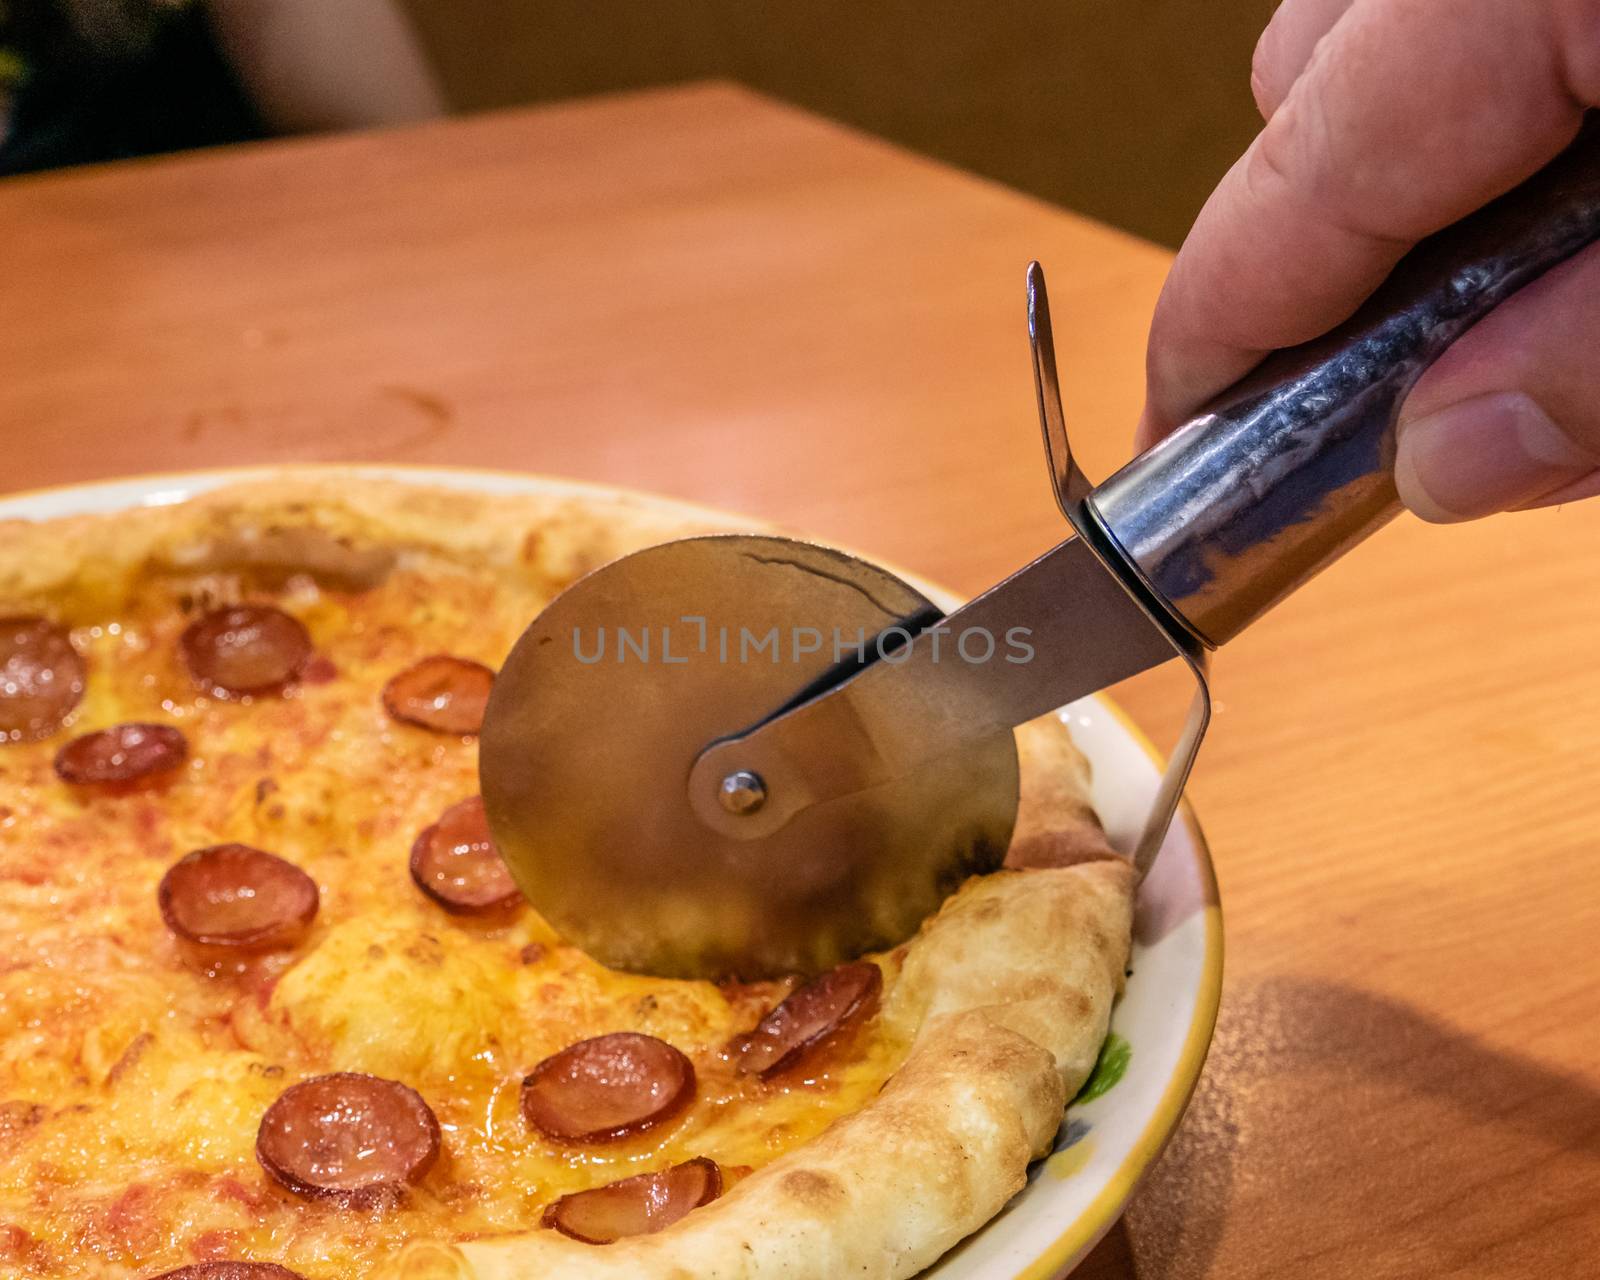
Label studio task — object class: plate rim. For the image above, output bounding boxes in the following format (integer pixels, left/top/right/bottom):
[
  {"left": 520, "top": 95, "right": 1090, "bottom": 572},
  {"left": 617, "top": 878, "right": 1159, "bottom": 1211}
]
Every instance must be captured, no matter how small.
[{"left": 0, "top": 462, "right": 1223, "bottom": 1279}]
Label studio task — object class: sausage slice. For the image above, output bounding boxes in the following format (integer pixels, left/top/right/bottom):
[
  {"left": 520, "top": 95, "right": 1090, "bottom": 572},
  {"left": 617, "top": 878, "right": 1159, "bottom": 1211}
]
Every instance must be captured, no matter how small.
[
  {"left": 730, "top": 961, "right": 882, "bottom": 1078},
  {"left": 55, "top": 723, "right": 188, "bottom": 786},
  {"left": 522, "top": 1032, "right": 694, "bottom": 1143},
  {"left": 180, "top": 605, "right": 311, "bottom": 696},
  {"left": 0, "top": 616, "right": 85, "bottom": 742},
  {"left": 146, "top": 1265, "right": 307, "bottom": 1280},
  {"left": 159, "top": 844, "right": 318, "bottom": 952},
  {"left": 542, "top": 1157, "right": 722, "bottom": 1243},
  {"left": 409, "top": 795, "right": 521, "bottom": 915},
  {"left": 256, "top": 1072, "right": 440, "bottom": 1205},
  {"left": 381, "top": 655, "right": 493, "bottom": 735}
]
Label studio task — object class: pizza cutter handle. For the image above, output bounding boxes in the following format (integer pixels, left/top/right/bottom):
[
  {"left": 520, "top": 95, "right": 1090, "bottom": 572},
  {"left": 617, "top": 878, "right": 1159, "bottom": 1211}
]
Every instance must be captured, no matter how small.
[{"left": 1087, "top": 113, "right": 1600, "bottom": 648}]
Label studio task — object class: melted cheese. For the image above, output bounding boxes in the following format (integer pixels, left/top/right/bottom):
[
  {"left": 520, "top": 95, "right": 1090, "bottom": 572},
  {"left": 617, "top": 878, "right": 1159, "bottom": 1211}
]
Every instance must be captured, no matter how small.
[{"left": 0, "top": 558, "right": 908, "bottom": 1278}]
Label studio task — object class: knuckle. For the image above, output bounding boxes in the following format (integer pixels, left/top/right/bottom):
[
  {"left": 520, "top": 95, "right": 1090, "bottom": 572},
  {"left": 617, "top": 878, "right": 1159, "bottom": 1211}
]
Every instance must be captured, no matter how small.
[
  {"left": 1242, "top": 116, "right": 1312, "bottom": 212},
  {"left": 1246, "top": 94, "right": 1415, "bottom": 252},
  {"left": 1250, "top": 0, "right": 1300, "bottom": 116},
  {"left": 1550, "top": 0, "right": 1600, "bottom": 101},
  {"left": 1249, "top": 37, "right": 1282, "bottom": 119}
]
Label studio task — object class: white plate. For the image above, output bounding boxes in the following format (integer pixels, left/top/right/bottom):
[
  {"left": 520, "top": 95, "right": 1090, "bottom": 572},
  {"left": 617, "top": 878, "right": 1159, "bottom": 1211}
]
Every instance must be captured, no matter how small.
[{"left": 0, "top": 465, "right": 1222, "bottom": 1279}]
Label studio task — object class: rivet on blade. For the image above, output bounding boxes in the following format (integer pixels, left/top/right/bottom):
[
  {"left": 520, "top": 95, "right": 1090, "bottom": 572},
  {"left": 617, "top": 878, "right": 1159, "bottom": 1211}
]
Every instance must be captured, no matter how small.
[{"left": 718, "top": 770, "right": 767, "bottom": 816}]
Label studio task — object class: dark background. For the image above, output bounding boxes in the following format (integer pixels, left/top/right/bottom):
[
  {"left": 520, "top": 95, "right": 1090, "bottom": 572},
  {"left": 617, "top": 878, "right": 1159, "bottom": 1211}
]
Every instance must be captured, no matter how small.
[{"left": 400, "top": 0, "right": 1280, "bottom": 247}]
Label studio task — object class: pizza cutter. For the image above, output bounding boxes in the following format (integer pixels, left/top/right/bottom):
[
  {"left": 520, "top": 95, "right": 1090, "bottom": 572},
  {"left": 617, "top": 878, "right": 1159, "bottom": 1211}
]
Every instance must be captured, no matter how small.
[{"left": 481, "top": 119, "right": 1600, "bottom": 980}]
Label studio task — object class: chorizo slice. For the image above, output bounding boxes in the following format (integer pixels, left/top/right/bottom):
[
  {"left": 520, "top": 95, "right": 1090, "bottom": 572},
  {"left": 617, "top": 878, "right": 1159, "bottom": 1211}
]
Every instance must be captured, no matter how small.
[
  {"left": 0, "top": 616, "right": 85, "bottom": 742},
  {"left": 381, "top": 655, "right": 494, "bottom": 735},
  {"left": 409, "top": 795, "right": 520, "bottom": 914},
  {"left": 542, "top": 1157, "right": 722, "bottom": 1244},
  {"left": 55, "top": 722, "right": 188, "bottom": 786},
  {"left": 256, "top": 1072, "right": 440, "bottom": 1205},
  {"left": 522, "top": 1032, "right": 694, "bottom": 1143},
  {"left": 730, "top": 961, "right": 882, "bottom": 1078},
  {"left": 159, "top": 844, "right": 318, "bottom": 952},
  {"left": 180, "top": 605, "right": 311, "bottom": 696}
]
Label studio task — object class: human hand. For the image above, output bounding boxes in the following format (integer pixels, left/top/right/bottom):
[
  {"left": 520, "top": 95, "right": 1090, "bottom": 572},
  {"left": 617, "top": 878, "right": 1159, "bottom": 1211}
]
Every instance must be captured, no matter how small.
[{"left": 1140, "top": 0, "right": 1600, "bottom": 522}]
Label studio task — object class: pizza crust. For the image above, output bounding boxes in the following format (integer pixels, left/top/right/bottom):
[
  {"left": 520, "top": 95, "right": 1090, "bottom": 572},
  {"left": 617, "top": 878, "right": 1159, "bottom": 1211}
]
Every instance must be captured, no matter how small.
[
  {"left": 376, "top": 859, "right": 1132, "bottom": 1280},
  {"left": 0, "top": 471, "right": 728, "bottom": 618},
  {"left": 0, "top": 473, "right": 1134, "bottom": 1280},
  {"left": 371, "top": 687, "right": 1134, "bottom": 1280}
]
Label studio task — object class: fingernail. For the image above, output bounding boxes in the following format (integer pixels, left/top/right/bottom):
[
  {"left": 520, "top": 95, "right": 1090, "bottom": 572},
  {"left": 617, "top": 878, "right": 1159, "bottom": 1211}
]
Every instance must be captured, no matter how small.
[{"left": 1395, "top": 391, "right": 1595, "bottom": 523}]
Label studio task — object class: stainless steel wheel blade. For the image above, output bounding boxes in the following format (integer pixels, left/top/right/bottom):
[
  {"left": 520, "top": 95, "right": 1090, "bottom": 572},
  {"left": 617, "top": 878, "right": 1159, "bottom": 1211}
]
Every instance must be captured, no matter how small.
[{"left": 479, "top": 535, "right": 1019, "bottom": 980}]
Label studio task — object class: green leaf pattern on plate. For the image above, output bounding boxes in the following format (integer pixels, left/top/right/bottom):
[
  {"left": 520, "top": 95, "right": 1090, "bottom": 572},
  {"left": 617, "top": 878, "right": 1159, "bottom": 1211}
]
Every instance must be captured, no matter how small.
[{"left": 1074, "top": 1031, "right": 1131, "bottom": 1104}]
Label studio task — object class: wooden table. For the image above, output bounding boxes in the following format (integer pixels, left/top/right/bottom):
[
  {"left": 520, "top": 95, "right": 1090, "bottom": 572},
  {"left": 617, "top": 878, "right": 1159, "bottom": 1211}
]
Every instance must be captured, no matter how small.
[{"left": 4, "top": 83, "right": 1597, "bottom": 1278}]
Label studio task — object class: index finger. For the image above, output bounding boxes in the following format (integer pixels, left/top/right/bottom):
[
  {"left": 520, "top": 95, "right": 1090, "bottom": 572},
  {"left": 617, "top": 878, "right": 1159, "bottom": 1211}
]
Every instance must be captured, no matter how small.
[{"left": 1140, "top": 0, "right": 1594, "bottom": 444}]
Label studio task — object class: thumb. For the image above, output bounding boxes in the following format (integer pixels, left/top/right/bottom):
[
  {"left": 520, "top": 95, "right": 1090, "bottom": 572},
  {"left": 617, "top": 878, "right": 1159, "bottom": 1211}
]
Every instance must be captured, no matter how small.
[{"left": 1395, "top": 244, "right": 1600, "bottom": 523}]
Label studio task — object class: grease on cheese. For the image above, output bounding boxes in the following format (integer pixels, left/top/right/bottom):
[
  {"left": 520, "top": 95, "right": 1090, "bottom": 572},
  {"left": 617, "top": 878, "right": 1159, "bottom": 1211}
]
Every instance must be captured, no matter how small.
[{"left": 0, "top": 556, "right": 909, "bottom": 1279}]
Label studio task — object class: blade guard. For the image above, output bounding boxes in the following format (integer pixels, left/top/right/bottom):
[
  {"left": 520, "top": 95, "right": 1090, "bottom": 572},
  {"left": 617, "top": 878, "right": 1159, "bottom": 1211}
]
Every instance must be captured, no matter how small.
[{"left": 1026, "top": 262, "right": 1210, "bottom": 879}]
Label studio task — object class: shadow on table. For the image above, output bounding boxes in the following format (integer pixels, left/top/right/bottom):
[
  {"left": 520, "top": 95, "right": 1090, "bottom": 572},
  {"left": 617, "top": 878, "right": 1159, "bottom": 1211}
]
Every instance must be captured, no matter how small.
[
  {"left": 1070, "top": 1219, "right": 1142, "bottom": 1280},
  {"left": 1067, "top": 975, "right": 1600, "bottom": 1279}
]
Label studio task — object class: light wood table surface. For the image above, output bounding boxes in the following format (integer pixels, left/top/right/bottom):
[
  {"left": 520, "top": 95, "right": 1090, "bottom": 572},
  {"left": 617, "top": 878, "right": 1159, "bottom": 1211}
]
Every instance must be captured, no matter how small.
[{"left": 4, "top": 83, "right": 1597, "bottom": 1278}]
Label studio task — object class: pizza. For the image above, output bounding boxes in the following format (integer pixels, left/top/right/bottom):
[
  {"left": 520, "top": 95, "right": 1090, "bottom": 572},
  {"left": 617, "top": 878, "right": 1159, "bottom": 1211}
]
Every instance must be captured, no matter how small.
[{"left": 0, "top": 475, "right": 1134, "bottom": 1280}]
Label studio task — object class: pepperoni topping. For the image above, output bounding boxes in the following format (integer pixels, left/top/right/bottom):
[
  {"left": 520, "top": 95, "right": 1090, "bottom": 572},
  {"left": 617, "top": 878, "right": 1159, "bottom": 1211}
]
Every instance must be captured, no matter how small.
[
  {"left": 147, "top": 1265, "right": 308, "bottom": 1280},
  {"left": 730, "top": 961, "right": 883, "bottom": 1078},
  {"left": 521, "top": 1032, "right": 694, "bottom": 1143},
  {"left": 256, "top": 1073, "right": 440, "bottom": 1204},
  {"left": 0, "top": 617, "right": 86, "bottom": 743},
  {"left": 54, "top": 722, "right": 188, "bottom": 786},
  {"left": 409, "top": 795, "right": 522, "bottom": 915},
  {"left": 159, "top": 844, "right": 319, "bottom": 951},
  {"left": 180, "top": 605, "right": 311, "bottom": 696},
  {"left": 381, "top": 655, "right": 494, "bottom": 735},
  {"left": 542, "top": 1157, "right": 723, "bottom": 1244}
]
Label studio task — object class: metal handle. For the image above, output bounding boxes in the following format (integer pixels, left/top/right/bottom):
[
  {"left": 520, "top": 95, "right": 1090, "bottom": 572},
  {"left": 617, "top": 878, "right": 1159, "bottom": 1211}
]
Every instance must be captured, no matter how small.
[{"left": 1088, "top": 115, "right": 1600, "bottom": 647}]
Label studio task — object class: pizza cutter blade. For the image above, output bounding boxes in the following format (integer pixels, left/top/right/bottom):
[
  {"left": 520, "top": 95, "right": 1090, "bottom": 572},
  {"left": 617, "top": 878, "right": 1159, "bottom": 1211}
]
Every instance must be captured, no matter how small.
[
  {"left": 483, "top": 121, "right": 1600, "bottom": 980},
  {"left": 478, "top": 535, "right": 1024, "bottom": 980}
]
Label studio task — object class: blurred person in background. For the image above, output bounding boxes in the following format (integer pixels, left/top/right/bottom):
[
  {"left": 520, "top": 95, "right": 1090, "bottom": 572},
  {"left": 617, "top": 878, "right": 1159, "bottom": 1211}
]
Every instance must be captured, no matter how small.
[{"left": 0, "top": 0, "right": 441, "bottom": 175}]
